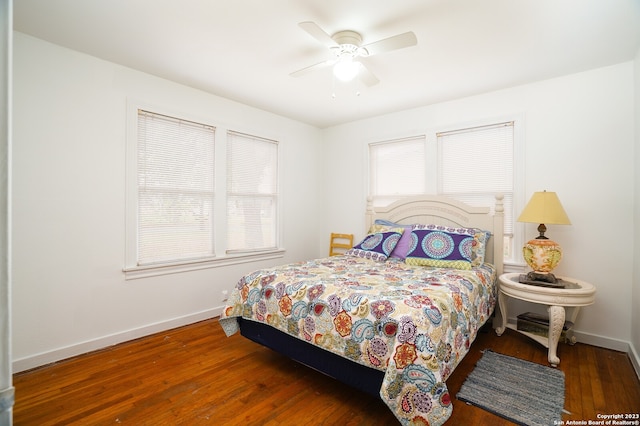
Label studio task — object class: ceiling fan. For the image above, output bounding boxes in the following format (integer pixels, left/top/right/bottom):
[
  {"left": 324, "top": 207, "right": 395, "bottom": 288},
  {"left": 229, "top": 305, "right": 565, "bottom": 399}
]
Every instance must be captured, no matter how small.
[{"left": 290, "top": 21, "right": 417, "bottom": 87}]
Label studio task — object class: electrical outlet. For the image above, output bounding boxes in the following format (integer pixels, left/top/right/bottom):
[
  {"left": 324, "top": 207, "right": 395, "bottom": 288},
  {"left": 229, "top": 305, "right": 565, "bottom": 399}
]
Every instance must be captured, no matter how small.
[{"left": 221, "top": 290, "right": 229, "bottom": 302}]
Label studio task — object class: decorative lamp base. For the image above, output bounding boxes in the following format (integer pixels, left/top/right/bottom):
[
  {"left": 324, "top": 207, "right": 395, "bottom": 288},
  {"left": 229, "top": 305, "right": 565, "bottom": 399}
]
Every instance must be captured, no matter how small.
[{"left": 522, "top": 238, "right": 562, "bottom": 274}]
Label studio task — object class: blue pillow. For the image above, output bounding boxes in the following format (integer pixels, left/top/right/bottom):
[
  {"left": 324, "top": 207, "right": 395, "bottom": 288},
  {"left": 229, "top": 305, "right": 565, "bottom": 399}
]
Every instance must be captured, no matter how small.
[
  {"left": 405, "top": 225, "right": 475, "bottom": 269},
  {"left": 346, "top": 228, "right": 404, "bottom": 262}
]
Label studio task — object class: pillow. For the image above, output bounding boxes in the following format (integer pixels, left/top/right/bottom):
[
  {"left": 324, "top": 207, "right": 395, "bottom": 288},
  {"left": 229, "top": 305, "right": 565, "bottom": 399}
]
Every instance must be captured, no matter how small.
[
  {"left": 370, "top": 219, "right": 414, "bottom": 260},
  {"left": 405, "top": 224, "right": 476, "bottom": 269},
  {"left": 471, "top": 229, "right": 491, "bottom": 266},
  {"left": 346, "top": 228, "right": 405, "bottom": 262},
  {"left": 406, "top": 258, "right": 473, "bottom": 269}
]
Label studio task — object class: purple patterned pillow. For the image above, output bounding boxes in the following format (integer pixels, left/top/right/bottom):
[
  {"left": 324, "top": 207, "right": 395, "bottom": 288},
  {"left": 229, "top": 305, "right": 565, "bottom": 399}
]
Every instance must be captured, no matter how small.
[
  {"left": 346, "top": 228, "right": 404, "bottom": 262},
  {"left": 371, "top": 219, "right": 414, "bottom": 259},
  {"left": 405, "top": 225, "right": 475, "bottom": 266}
]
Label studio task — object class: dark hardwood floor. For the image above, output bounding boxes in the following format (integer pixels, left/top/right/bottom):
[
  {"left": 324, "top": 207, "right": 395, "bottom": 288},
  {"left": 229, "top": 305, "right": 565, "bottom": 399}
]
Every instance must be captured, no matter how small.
[{"left": 13, "top": 317, "right": 640, "bottom": 425}]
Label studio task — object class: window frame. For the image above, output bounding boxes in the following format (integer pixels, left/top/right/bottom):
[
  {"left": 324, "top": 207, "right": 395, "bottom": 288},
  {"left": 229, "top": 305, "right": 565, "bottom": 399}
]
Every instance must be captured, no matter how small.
[
  {"left": 124, "top": 101, "right": 284, "bottom": 280},
  {"left": 135, "top": 109, "right": 217, "bottom": 266}
]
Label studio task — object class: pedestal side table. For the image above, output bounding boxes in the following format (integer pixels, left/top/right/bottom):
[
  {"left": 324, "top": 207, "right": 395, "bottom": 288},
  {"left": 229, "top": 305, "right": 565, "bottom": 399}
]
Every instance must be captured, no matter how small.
[{"left": 495, "top": 272, "right": 596, "bottom": 367}]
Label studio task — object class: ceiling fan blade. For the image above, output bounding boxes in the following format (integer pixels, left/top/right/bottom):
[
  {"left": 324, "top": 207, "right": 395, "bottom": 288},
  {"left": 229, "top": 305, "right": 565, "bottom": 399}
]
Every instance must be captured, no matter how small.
[
  {"left": 298, "top": 21, "right": 338, "bottom": 48},
  {"left": 358, "top": 63, "right": 379, "bottom": 87},
  {"left": 290, "top": 58, "right": 336, "bottom": 78},
  {"left": 362, "top": 31, "right": 417, "bottom": 56}
]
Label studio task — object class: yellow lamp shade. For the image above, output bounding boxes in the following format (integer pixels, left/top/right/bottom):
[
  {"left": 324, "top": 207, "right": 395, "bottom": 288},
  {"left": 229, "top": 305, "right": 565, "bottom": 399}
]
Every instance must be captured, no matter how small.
[{"left": 517, "top": 191, "right": 570, "bottom": 226}]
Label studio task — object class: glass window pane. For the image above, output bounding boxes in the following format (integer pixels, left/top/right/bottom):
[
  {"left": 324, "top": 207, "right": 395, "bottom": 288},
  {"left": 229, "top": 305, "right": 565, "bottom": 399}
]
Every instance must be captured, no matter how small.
[{"left": 137, "top": 110, "right": 215, "bottom": 265}]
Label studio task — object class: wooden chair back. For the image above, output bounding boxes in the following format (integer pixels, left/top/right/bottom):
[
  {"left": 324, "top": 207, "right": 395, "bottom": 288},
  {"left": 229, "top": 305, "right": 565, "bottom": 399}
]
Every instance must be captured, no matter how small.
[{"left": 329, "top": 233, "right": 354, "bottom": 256}]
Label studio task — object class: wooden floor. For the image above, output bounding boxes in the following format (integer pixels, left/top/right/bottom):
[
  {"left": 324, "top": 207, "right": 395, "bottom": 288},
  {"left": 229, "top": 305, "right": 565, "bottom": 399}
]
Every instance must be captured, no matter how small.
[{"left": 13, "top": 318, "right": 640, "bottom": 425}]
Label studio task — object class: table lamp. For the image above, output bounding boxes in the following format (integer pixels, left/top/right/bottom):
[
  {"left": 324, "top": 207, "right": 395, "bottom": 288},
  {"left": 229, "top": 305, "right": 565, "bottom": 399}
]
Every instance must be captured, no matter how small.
[{"left": 517, "top": 191, "right": 571, "bottom": 282}]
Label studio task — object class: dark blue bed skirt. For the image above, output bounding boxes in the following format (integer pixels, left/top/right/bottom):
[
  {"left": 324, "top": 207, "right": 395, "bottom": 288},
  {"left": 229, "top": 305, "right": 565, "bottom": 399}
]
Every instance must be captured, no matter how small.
[{"left": 238, "top": 317, "right": 385, "bottom": 398}]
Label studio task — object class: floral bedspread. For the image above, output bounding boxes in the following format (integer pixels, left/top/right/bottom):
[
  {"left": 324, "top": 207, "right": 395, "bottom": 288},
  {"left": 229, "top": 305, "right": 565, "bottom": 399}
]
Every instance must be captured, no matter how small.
[{"left": 220, "top": 255, "right": 496, "bottom": 425}]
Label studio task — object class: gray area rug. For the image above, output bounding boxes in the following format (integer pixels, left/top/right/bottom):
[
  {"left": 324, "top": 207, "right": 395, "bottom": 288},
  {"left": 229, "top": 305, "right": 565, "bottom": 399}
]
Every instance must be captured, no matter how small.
[{"left": 457, "top": 350, "right": 565, "bottom": 426}]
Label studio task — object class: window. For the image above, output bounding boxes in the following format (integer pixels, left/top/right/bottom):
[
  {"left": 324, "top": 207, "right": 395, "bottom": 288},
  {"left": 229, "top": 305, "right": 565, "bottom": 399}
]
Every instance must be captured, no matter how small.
[
  {"left": 226, "top": 131, "right": 278, "bottom": 253},
  {"left": 136, "top": 110, "right": 216, "bottom": 265},
  {"left": 125, "top": 106, "right": 283, "bottom": 279},
  {"left": 369, "top": 136, "right": 426, "bottom": 204},
  {"left": 438, "top": 122, "right": 515, "bottom": 259},
  {"left": 369, "top": 120, "right": 520, "bottom": 262}
]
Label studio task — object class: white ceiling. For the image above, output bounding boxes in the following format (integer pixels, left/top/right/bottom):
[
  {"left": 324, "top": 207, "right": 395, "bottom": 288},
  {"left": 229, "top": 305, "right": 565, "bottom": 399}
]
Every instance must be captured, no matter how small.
[{"left": 13, "top": 0, "right": 640, "bottom": 128}]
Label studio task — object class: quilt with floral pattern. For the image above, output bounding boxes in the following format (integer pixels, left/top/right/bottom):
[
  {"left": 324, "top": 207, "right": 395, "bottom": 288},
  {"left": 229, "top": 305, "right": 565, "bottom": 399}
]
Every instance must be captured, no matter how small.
[{"left": 220, "top": 255, "right": 496, "bottom": 425}]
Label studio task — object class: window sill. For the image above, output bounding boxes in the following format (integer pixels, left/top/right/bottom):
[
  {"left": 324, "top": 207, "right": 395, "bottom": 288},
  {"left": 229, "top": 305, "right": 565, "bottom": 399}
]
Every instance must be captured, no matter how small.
[
  {"left": 123, "top": 249, "right": 286, "bottom": 280},
  {"left": 503, "top": 261, "right": 527, "bottom": 274}
]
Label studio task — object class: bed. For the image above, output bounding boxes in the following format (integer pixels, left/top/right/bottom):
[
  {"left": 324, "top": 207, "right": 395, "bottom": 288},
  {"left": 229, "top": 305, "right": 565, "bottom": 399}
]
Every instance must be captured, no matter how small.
[{"left": 220, "top": 195, "right": 504, "bottom": 425}]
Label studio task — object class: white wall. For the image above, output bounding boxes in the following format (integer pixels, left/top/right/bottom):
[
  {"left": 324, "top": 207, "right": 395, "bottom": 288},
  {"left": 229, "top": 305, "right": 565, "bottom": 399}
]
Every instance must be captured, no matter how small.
[
  {"left": 11, "top": 32, "right": 324, "bottom": 371},
  {"left": 322, "top": 62, "right": 636, "bottom": 349}
]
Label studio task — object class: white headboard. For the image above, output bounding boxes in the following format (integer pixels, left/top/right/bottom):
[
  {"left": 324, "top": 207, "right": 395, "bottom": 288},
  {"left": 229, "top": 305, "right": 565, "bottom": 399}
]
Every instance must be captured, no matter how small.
[{"left": 365, "top": 195, "right": 504, "bottom": 275}]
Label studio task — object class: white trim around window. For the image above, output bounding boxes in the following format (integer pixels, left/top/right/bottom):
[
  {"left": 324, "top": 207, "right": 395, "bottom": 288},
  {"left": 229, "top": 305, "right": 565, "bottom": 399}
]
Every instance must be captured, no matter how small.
[{"left": 124, "top": 100, "right": 284, "bottom": 280}]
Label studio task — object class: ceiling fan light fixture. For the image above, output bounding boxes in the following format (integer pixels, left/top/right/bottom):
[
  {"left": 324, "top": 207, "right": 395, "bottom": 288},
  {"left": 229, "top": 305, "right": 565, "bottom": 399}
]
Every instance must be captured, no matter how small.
[
  {"left": 333, "top": 56, "right": 360, "bottom": 82},
  {"left": 293, "top": 22, "right": 416, "bottom": 87}
]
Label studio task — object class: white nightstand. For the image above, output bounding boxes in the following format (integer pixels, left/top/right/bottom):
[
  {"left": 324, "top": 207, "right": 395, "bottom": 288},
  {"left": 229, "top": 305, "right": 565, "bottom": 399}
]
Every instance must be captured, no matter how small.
[{"left": 495, "top": 272, "right": 596, "bottom": 367}]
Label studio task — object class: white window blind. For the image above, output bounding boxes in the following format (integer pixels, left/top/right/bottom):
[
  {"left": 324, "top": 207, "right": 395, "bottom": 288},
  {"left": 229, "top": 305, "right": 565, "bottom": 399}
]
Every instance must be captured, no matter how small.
[
  {"left": 369, "top": 136, "right": 426, "bottom": 199},
  {"left": 137, "top": 110, "right": 215, "bottom": 265},
  {"left": 438, "top": 121, "right": 514, "bottom": 237},
  {"left": 368, "top": 122, "right": 516, "bottom": 261},
  {"left": 226, "top": 131, "right": 278, "bottom": 253}
]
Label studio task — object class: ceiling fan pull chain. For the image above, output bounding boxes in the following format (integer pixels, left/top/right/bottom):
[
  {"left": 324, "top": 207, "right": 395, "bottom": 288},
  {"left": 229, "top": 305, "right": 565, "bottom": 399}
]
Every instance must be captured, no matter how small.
[{"left": 331, "top": 73, "right": 336, "bottom": 99}]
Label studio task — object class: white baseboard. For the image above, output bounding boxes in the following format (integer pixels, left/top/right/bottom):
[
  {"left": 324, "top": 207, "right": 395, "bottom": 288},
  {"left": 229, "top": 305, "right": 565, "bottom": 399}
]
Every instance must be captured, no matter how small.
[
  {"left": 500, "top": 317, "right": 640, "bottom": 380},
  {"left": 628, "top": 341, "right": 640, "bottom": 380},
  {"left": 13, "top": 307, "right": 223, "bottom": 373},
  {"left": 572, "top": 330, "right": 631, "bottom": 352}
]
